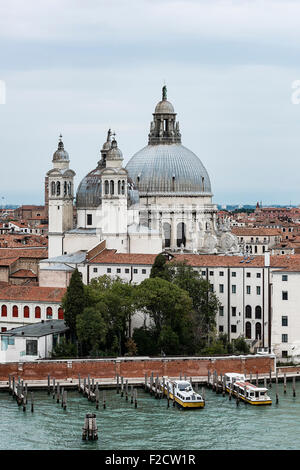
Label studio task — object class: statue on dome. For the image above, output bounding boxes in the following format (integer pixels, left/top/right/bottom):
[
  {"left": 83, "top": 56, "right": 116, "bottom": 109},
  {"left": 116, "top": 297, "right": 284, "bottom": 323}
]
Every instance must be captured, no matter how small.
[{"left": 162, "top": 85, "right": 167, "bottom": 100}]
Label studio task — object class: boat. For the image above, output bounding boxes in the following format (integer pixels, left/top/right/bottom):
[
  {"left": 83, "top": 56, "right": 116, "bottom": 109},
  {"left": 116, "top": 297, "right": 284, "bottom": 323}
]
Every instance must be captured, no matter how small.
[
  {"left": 162, "top": 378, "right": 205, "bottom": 408},
  {"left": 224, "top": 372, "right": 272, "bottom": 405}
]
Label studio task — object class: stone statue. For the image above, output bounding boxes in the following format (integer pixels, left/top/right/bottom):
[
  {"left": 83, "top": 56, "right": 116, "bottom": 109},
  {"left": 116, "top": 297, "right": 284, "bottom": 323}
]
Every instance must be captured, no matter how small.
[{"left": 162, "top": 85, "right": 167, "bottom": 100}]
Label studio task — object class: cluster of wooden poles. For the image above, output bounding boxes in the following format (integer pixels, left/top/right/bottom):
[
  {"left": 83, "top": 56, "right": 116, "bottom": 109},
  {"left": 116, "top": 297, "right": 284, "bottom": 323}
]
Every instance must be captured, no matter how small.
[
  {"left": 207, "top": 369, "right": 297, "bottom": 405},
  {"left": 8, "top": 375, "right": 34, "bottom": 412},
  {"left": 77, "top": 374, "right": 107, "bottom": 410},
  {"left": 48, "top": 376, "right": 68, "bottom": 410},
  {"left": 116, "top": 374, "right": 138, "bottom": 408}
]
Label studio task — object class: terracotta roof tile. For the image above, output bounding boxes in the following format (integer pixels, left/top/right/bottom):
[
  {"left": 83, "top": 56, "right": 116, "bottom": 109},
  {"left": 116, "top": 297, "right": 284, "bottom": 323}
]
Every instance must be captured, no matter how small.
[{"left": 0, "top": 284, "right": 66, "bottom": 302}]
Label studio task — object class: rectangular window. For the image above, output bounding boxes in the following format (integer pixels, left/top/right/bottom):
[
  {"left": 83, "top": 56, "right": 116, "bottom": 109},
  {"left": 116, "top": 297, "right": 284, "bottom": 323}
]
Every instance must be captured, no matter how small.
[
  {"left": 202, "top": 271, "right": 206, "bottom": 276},
  {"left": 209, "top": 271, "right": 214, "bottom": 276},
  {"left": 231, "top": 307, "right": 237, "bottom": 317},
  {"left": 219, "top": 271, "right": 224, "bottom": 276},
  {"left": 219, "top": 325, "right": 224, "bottom": 333},
  {"left": 87, "top": 214, "right": 92, "bottom": 226},
  {"left": 125, "top": 268, "right": 130, "bottom": 274},
  {"left": 282, "top": 334, "right": 288, "bottom": 343},
  {"left": 282, "top": 275, "right": 288, "bottom": 281},
  {"left": 256, "top": 286, "right": 261, "bottom": 295},
  {"left": 26, "top": 340, "right": 38, "bottom": 356},
  {"left": 246, "top": 272, "right": 251, "bottom": 278},
  {"left": 107, "top": 268, "right": 111, "bottom": 273},
  {"left": 232, "top": 272, "right": 236, "bottom": 277},
  {"left": 117, "top": 268, "right": 121, "bottom": 273},
  {"left": 93, "top": 268, "right": 98, "bottom": 273},
  {"left": 246, "top": 286, "right": 251, "bottom": 294},
  {"left": 210, "top": 284, "right": 214, "bottom": 292},
  {"left": 142, "top": 269, "right": 147, "bottom": 274},
  {"left": 133, "top": 269, "right": 138, "bottom": 274},
  {"left": 219, "top": 306, "right": 224, "bottom": 316},
  {"left": 282, "top": 316, "right": 288, "bottom": 326},
  {"left": 219, "top": 284, "right": 224, "bottom": 293},
  {"left": 282, "top": 350, "right": 288, "bottom": 358},
  {"left": 232, "top": 285, "right": 236, "bottom": 294},
  {"left": 282, "top": 291, "right": 288, "bottom": 300},
  {"left": 256, "top": 273, "right": 261, "bottom": 278},
  {"left": 231, "top": 325, "right": 237, "bottom": 333}
]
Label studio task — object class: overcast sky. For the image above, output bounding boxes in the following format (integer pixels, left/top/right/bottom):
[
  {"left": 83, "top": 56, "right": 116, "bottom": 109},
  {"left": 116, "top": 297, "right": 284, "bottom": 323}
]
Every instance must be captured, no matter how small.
[{"left": 1, "top": 0, "right": 300, "bottom": 206}]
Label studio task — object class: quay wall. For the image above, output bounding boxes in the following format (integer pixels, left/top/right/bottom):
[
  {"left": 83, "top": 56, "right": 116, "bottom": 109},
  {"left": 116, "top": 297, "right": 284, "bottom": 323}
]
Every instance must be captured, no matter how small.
[{"left": 0, "top": 354, "right": 275, "bottom": 381}]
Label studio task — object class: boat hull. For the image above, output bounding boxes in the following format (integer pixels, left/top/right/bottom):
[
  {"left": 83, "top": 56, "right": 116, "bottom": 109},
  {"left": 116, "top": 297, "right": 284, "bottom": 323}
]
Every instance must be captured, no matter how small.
[{"left": 163, "top": 388, "right": 205, "bottom": 408}]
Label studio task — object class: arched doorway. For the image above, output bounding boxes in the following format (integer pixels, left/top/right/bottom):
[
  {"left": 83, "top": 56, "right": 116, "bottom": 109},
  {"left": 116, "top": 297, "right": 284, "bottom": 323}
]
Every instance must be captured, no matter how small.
[
  {"left": 163, "top": 222, "right": 171, "bottom": 248},
  {"left": 245, "top": 321, "right": 251, "bottom": 339},
  {"left": 255, "top": 322, "right": 262, "bottom": 340},
  {"left": 177, "top": 222, "right": 186, "bottom": 248}
]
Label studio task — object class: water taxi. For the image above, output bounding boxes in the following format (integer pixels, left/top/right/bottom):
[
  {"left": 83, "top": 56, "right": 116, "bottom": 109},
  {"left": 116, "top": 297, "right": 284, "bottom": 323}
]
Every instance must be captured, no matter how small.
[
  {"left": 162, "top": 378, "right": 205, "bottom": 408},
  {"left": 224, "top": 373, "right": 272, "bottom": 405}
]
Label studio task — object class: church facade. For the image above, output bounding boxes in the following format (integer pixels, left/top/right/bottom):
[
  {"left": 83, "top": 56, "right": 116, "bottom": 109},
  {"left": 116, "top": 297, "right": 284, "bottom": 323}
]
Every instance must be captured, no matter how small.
[{"left": 46, "top": 86, "right": 238, "bottom": 266}]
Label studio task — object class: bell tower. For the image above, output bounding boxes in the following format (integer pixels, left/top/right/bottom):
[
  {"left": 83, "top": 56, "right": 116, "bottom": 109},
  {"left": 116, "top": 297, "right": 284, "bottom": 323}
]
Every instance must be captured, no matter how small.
[
  {"left": 47, "top": 135, "right": 76, "bottom": 258},
  {"left": 148, "top": 85, "right": 181, "bottom": 145}
]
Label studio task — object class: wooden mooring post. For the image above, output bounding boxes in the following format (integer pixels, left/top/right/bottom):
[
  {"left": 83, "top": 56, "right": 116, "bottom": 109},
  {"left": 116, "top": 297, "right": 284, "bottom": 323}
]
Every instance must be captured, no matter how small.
[
  {"left": 56, "top": 383, "right": 60, "bottom": 403},
  {"left": 62, "top": 390, "right": 67, "bottom": 410},
  {"left": 131, "top": 385, "right": 134, "bottom": 404},
  {"left": 134, "top": 389, "right": 137, "bottom": 408},
  {"left": 82, "top": 413, "right": 98, "bottom": 441},
  {"left": 293, "top": 377, "right": 296, "bottom": 397},
  {"left": 103, "top": 390, "right": 106, "bottom": 409},
  {"left": 31, "top": 392, "right": 34, "bottom": 413},
  {"left": 229, "top": 382, "right": 232, "bottom": 401},
  {"left": 207, "top": 370, "right": 211, "bottom": 388},
  {"left": 47, "top": 375, "right": 50, "bottom": 395},
  {"left": 269, "top": 368, "right": 272, "bottom": 388},
  {"left": 52, "top": 378, "right": 56, "bottom": 398},
  {"left": 284, "top": 374, "right": 287, "bottom": 394},
  {"left": 116, "top": 374, "right": 120, "bottom": 394},
  {"left": 121, "top": 377, "right": 124, "bottom": 397},
  {"left": 144, "top": 373, "right": 148, "bottom": 391},
  {"left": 275, "top": 371, "right": 279, "bottom": 404},
  {"left": 95, "top": 387, "right": 99, "bottom": 410}
]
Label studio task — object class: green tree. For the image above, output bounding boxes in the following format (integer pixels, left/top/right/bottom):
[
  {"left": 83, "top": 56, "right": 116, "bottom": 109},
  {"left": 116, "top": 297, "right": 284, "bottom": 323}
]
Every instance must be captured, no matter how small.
[
  {"left": 51, "top": 337, "right": 77, "bottom": 358},
  {"left": 85, "top": 275, "right": 137, "bottom": 355},
  {"left": 135, "top": 277, "right": 193, "bottom": 354},
  {"left": 150, "top": 253, "right": 171, "bottom": 281},
  {"left": 76, "top": 303, "right": 108, "bottom": 356},
  {"left": 61, "top": 269, "right": 88, "bottom": 342}
]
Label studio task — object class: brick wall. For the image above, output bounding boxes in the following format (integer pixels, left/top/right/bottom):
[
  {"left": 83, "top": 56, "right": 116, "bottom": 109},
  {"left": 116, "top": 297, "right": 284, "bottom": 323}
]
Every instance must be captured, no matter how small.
[{"left": 0, "top": 354, "right": 275, "bottom": 381}]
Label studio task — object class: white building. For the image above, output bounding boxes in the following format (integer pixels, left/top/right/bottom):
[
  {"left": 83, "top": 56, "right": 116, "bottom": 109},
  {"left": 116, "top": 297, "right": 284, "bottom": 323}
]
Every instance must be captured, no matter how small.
[{"left": 0, "top": 320, "right": 69, "bottom": 362}]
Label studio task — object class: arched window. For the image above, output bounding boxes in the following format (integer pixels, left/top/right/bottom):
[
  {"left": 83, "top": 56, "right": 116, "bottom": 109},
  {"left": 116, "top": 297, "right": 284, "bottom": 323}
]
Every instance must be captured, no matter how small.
[
  {"left": 245, "top": 321, "right": 252, "bottom": 339},
  {"left": 58, "top": 307, "right": 64, "bottom": 320},
  {"left": 23, "top": 306, "right": 30, "bottom": 318},
  {"left": 46, "top": 307, "right": 52, "bottom": 319},
  {"left": 118, "top": 180, "right": 121, "bottom": 195},
  {"left": 1, "top": 305, "right": 7, "bottom": 317},
  {"left": 68, "top": 181, "right": 72, "bottom": 196},
  {"left": 35, "top": 306, "right": 41, "bottom": 319},
  {"left": 121, "top": 180, "right": 125, "bottom": 195},
  {"left": 255, "top": 306, "right": 262, "bottom": 319},
  {"left": 245, "top": 305, "right": 252, "bottom": 318},
  {"left": 64, "top": 181, "right": 67, "bottom": 196},
  {"left": 104, "top": 180, "right": 109, "bottom": 195},
  {"left": 255, "top": 322, "right": 262, "bottom": 340},
  {"left": 177, "top": 222, "right": 186, "bottom": 247},
  {"left": 51, "top": 181, "right": 56, "bottom": 195},
  {"left": 12, "top": 305, "right": 18, "bottom": 317},
  {"left": 56, "top": 181, "right": 61, "bottom": 196},
  {"left": 163, "top": 222, "right": 171, "bottom": 248},
  {"left": 110, "top": 180, "right": 114, "bottom": 195}
]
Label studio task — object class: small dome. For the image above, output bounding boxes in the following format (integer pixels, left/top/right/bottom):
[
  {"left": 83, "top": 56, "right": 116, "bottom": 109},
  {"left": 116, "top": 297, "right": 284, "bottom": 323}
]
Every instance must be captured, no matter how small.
[
  {"left": 107, "top": 139, "right": 123, "bottom": 161},
  {"left": 154, "top": 100, "right": 175, "bottom": 114},
  {"left": 52, "top": 137, "right": 69, "bottom": 162}
]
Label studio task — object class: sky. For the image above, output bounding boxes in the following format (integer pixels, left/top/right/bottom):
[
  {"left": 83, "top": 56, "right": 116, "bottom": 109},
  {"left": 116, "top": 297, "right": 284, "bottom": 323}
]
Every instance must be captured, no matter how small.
[{"left": 1, "top": 0, "right": 300, "bottom": 206}]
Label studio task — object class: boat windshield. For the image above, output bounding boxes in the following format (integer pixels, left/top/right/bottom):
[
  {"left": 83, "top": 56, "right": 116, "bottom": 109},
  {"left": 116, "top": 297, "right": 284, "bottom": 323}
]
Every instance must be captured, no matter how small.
[{"left": 178, "top": 382, "right": 192, "bottom": 391}]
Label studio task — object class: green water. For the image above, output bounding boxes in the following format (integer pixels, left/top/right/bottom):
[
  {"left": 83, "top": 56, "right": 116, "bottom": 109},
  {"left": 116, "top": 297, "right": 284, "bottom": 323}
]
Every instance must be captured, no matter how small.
[{"left": 0, "top": 383, "right": 299, "bottom": 450}]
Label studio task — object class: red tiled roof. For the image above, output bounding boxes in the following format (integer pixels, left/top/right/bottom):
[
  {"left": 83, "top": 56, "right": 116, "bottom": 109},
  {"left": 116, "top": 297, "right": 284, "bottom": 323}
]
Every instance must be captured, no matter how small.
[
  {"left": 0, "top": 248, "right": 47, "bottom": 259},
  {"left": 232, "top": 227, "right": 281, "bottom": 236},
  {"left": 0, "top": 284, "right": 66, "bottom": 302},
  {"left": 10, "top": 269, "right": 37, "bottom": 278},
  {"left": 89, "top": 249, "right": 300, "bottom": 271}
]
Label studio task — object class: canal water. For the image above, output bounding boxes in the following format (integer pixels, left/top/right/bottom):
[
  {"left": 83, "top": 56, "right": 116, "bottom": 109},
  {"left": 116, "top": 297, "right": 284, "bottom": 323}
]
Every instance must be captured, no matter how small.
[{"left": 0, "top": 383, "right": 299, "bottom": 450}]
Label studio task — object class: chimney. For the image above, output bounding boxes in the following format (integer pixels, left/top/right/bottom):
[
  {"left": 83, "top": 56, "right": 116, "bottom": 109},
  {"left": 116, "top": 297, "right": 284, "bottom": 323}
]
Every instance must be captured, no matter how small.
[{"left": 264, "top": 251, "right": 270, "bottom": 267}]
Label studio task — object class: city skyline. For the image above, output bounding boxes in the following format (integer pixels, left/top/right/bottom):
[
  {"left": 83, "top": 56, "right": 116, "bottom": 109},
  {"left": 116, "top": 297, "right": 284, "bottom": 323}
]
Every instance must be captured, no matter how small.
[{"left": 1, "top": 0, "right": 300, "bottom": 206}]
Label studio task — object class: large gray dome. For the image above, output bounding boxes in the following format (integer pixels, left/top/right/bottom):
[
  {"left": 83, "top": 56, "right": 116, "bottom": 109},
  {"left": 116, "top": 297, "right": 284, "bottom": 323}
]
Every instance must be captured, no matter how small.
[{"left": 125, "top": 143, "right": 212, "bottom": 196}]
